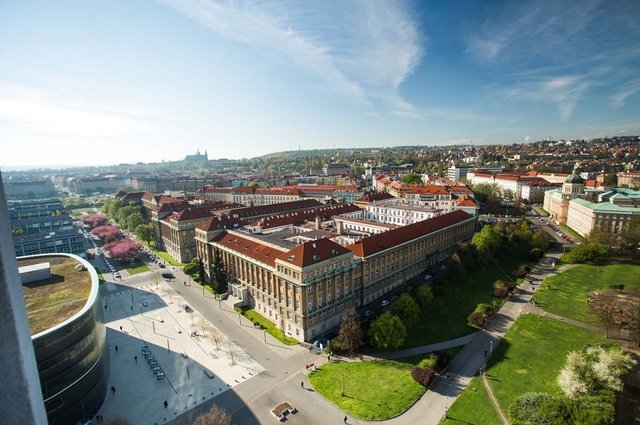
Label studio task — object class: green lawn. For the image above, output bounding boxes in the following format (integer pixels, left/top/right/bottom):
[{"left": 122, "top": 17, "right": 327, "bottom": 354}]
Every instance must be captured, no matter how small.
[
  {"left": 309, "top": 360, "right": 425, "bottom": 420},
  {"left": 242, "top": 309, "right": 299, "bottom": 345},
  {"left": 447, "top": 315, "right": 606, "bottom": 422},
  {"left": 403, "top": 251, "right": 532, "bottom": 347},
  {"left": 155, "top": 250, "right": 186, "bottom": 267},
  {"left": 440, "top": 376, "right": 501, "bottom": 425},
  {"left": 559, "top": 223, "right": 584, "bottom": 241},
  {"left": 396, "top": 345, "right": 465, "bottom": 366},
  {"left": 126, "top": 263, "right": 149, "bottom": 275},
  {"left": 535, "top": 263, "right": 640, "bottom": 324}
]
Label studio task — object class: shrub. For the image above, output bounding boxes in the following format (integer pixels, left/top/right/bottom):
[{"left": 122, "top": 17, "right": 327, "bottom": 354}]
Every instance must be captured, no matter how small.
[
  {"left": 411, "top": 366, "right": 435, "bottom": 386},
  {"left": 418, "top": 354, "right": 438, "bottom": 370},
  {"left": 510, "top": 392, "right": 554, "bottom": 425},
  {"left": 512, "top": 268, "right": 528, "bottom": 278},
  {"left": 467, "top": 311, "right": 486, "bottom": 327},
  {"left": 493, "top": 286, "right": 508, "bottom": 298},
  {"left": 468, "top": 303, "right": 495, "bottom": 328},
  {"left": 608, "top": 284, "right": 624, "bottom": 290}
]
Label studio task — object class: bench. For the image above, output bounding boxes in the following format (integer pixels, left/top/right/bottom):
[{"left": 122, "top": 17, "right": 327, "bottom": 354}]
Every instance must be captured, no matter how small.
[
  {"left": 157, "top": 316, "right": 164, "bottom": 323},
  {"left": 203, "top": 368, "right": 215, "bottom": 379},
  {"left": 175, "top": 327, "right": 182, "bottom": 334},
  {"left": 181, "top": 350, "right": 189, "bottom": 359},
  {"left": 272, "top": 401, "right": 296, "bottom": 421}
]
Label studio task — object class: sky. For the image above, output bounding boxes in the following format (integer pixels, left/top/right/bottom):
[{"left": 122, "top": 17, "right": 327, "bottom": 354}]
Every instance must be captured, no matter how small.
[{"left": 1, "top": 0, "right": 639, "bottom": 168}]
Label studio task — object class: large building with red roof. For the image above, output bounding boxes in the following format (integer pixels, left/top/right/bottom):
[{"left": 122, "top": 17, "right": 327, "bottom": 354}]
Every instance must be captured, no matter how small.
[{"left": 195, "top": 210, "right": 476, "bottom": 342}]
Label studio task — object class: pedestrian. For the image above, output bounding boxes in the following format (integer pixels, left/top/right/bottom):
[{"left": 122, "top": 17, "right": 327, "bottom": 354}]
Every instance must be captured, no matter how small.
[
  {"left": 115, "top": 345, "right": 118, "bottom": 352},
  {"left": 119, "top": 326, "right": 123, "bottom": 331},
  {"left": 130, "top": 305, "right": 133, "bottom": 311},
  {"left": 104, "top": 304, "right": 108, "bottom": 310},
  {"left": 446, "top": 372, "right": 450, "bottom": 379},
  {"left": 328, "top": 354, "right": 331, "bottom": 362},
  {"left": 163, "top": 400, "right": 168, "bottom": 408},
  {"left": 111, "top": 386, "right": 116, "bottom": 395},
  {"left": 445, "top": 405, "right": 449, "bottom": 419},
  {"left": 344, "top": 415, "right": 348, "bottom": 424},
  {"left": 300, "top": 381, "right": 304, "bottom": 388},
  {"left": 134, "top": 355, "right": 137, "bottom": 363},
  {"left": 484, "top": 350, "right": 487, "bottom": 357}
]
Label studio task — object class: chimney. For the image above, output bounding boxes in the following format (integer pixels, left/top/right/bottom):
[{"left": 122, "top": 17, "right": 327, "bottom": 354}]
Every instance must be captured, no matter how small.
[{"left": 315, "top": 215, "right": 321, "bottom": 230}]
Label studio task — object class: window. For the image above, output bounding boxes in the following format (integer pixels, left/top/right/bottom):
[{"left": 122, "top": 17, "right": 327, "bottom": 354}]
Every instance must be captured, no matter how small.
[
  {"left": 308, "top": 301, "right": 313, "bottom": 310},
  {"left": 318, "top": 296, "right": 323, "bottom": 306}
]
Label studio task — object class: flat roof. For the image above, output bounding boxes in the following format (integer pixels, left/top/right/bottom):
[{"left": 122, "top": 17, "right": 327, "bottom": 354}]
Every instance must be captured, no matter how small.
[{"left": 19, "top": 255, "right": 92, "bottom": 335}]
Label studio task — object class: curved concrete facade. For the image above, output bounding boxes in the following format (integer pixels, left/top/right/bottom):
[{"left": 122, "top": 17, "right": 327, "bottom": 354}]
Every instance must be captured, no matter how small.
[{"left": 23, "top": 253, "right": 109, "bottom": 425}]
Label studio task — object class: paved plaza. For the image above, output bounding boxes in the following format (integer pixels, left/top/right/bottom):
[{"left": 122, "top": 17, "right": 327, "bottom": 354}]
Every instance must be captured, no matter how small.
[{"left": 97, "top": 279, "right": 264, "bottom": 425}]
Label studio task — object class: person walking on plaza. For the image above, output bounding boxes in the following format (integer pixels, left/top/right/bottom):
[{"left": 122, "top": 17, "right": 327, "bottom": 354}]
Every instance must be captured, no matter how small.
[
  {"left": 300, "top": 381, "right": 304, "bottom": 389},
  {"left": 164, "top": 400, "right": 168, "bottom": 409},
  {"left": 111, "top": 386, "right": 116, "bottom": 395},
  {"left": 115, "top": 345, "right": 118, "bottom": 353},
  {"left": 134, "top": 355, "right": 137, "bottom": 363},
  {"left": 344, "top": 415, "right": 348, "bottom": 424}
]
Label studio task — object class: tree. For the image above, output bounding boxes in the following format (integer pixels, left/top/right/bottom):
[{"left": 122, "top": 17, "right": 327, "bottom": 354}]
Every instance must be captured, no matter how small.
[
  {"left": 208, "top": 326, "right": 223, "bottom": 350},
  {"left": 126, "top": 211, "right": 144, "bottom": 231},
  {"left": 103, "top": 238, "right": 144, "bottom": 261},
  {"left": 92, "top": 225, "right": 121, "bottom": 240},
  {"left": 227, "top": 341, "right": 238, "bottom": 365},
  {"left": 212, "top": 247, "right": 228, "bottom": 293},
  {"left": 531, "top": 229, "right": 553, "bottom": 252},
  {"left": 557, "top": 345, "right": 636, "bottom": 398},
  {"left": 335, "top": 307, "right": 364, "bottom": 354},
  {"left": 368, "top": 312, "right": 407, "bottom": 349},
  {"left": 415, "top": 286, "right": 434, "bottom": 308},
  {"left": 135, "top": 223, "right": 154, "bottom": 244},
  {"left": 471, "top": 225, "right": 501, "bottom": 260},
  {"left": 193, "top": 405, "right": 231, "bottom": 425},
  {"left": 588, "top": 289, "right": 620, "bottom": 337},
  {"left": 390, "top": 293, "right": 420, "bottom": 329},
  {"left": 400, "top": 173, "right": 422, "bottom": 185},
  {"left": 472, "top": 183, "right": 501, "bottom": 203},
  {"left": 82, "top": 213, "right": 108, "bottom": 228}
]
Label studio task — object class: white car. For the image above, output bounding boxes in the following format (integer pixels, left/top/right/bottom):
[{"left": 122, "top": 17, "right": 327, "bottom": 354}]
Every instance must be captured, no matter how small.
[
  {"left": 380, "top": 299, "right": 390, "bottom": 308},
  {"left": 424, "top": 274, "right": 432, "bottom": 280}
]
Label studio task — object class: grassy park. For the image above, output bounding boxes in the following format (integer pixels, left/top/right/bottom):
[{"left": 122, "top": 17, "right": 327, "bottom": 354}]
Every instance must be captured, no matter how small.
[
  {"left": 403, "top": 251, "right": 531, "bottom": 347},
  {"left": 443, "top": 315, "right": 606, "bottom": 423},
  {"left": 534, "top": 263, "right": 640, "bottom": 325},
  {"left": 126, "top": 263, "right": 150, "bottom": 275},
  {"left": 440, "top": 376, "right": 501, "bottom": 425},
  {"left": 309, "top": 360, "right": 425, "bottom": 420},
  {"left": 155, "top": 250, "right": 186, "bottom": 267}
]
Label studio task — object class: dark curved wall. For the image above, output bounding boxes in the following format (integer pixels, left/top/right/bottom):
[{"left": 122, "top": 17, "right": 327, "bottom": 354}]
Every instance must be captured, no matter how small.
[{"left": 32, "top": 280, "right": 109, "bottom": 425}]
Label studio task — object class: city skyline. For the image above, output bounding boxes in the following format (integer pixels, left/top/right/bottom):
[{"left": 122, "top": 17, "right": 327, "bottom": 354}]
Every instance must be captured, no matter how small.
[{"left": 1, "top": 0, "right": 640, "bottom": 168}]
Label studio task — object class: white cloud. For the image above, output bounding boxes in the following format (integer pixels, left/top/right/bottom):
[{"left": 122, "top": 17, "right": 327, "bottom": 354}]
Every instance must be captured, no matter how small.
[
  {"left": 501, "top": 75, "right": 591, "bottom": 121},
  {"left": 160, "top": 0, "right": 424, "bottom": 116},
  {"left": 0, "top": 83, "right": 159, "bottom": 137},
  {"left": 611, "top": 79, "right": 640, "bottom": 107}
]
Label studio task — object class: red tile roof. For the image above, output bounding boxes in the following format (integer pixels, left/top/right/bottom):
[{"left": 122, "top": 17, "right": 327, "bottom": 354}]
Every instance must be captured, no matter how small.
[
  {"left": 212, "top": 232, "right": 287, "bottom": 267},
  {"left": 252, "top": 204, "right": 360, "bottom": 229},
  {"left": 227, "top": 199, "right": 322, "bottom": 219},
  {"left": 196, "top": 215, "right": 246, "bottom": 231},
  {"left": 169, "top": 206, "right": 214, "bottom": 222},
  {"left": 406, "top": 186, "right": 449, "bottom": 195},
  {"left": 277, "top": 238, "right": 352, "bottom": 268},
  {"left": 356, "top": 191, "right": 395, "bottom": 202},
  {"left": 348, "top": 210, "right": 472, "bottom": 258}
]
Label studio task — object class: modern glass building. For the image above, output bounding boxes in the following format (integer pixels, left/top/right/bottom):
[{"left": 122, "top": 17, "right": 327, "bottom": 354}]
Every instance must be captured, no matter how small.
[{"left": 20, "top": 253, "right": 109, "bottom": 425}]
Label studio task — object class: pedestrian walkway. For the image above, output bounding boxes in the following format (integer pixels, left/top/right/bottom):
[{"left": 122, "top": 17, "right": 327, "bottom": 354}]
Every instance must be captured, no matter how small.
[
  {"left": 522, "top": 304, "right": 602, "bottom": 333},
  {"left": 374, "top": 333, "right": 477, "bottom": 360},
  {"left": 482, "top": 373, "right": 509, "bottom": 425}
]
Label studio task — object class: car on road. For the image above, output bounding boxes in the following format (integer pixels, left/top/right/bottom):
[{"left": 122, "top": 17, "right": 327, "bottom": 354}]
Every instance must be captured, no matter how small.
[
  {"left": 380, "top": 299, "right": 390, "bottom": 308},
  {"left": 423, "top": 274, "right": 432, "bottom": 281},
  {"left": 440, "top": 264, "right": 447, "bottom": 270},
  {"left": 114, "top": 272, "right": 121, "bottom": 279},
  {"left": 159, "top": 263, "right": 166, "bottom": 268},
  {"left": 162, "top": 272, "right": 175, "bottom": 279},
  {"left": 182, "top": 305, "right": 193, "bottom": 313}
]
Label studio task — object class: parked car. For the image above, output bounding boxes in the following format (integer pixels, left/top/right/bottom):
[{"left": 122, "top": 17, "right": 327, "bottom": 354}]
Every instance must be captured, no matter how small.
[
  {"left": 159, "top": 263, "right": 166, "bottom": 268},
  {"left": 182, "top": 305, "right": 193, "bottom": 313},
  {"left": 423, "top": 274, "right": 432, "bottom": 281},
  {"left": 363, "top": 310, "right": 374, "bottom": 318},
  {"left": 162, "top": 272, "right": 174, "bottom": 279},
  {"left": 380, "top": 299, "right": 390, "bottom": 308}
]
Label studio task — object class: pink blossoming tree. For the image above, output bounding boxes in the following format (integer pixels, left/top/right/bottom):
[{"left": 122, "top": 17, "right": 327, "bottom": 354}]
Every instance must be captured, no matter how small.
[{"left": 104, "top": 239, "right": 143, "bottom": 261}]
